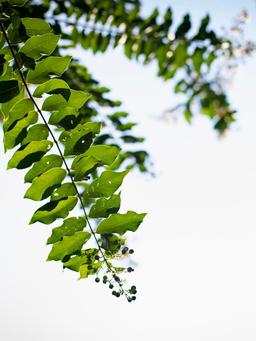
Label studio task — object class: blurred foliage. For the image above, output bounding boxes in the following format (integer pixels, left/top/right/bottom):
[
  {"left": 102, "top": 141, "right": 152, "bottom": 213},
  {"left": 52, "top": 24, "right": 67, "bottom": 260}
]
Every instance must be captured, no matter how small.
[{"left": 14, "top": 0, "right": 255, "bottom": 134}]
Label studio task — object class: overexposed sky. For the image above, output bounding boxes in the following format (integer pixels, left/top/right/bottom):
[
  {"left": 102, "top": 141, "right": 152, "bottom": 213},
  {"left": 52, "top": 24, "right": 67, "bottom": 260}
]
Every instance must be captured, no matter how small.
[{"left": 1, "top": 1, "right": 256, "bottom": 340}]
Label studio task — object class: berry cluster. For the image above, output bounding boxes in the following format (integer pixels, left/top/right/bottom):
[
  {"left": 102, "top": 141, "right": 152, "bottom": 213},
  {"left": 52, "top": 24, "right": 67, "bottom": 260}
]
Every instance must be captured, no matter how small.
[
  {"left": 121, "top": 246, "right": 134, "bottom": 255},
  {"left": 95, "top": 246, "right": 137, "bottom": 302},
  {"left": 95, "top": 274, "right": 137, "bottom": 301}
]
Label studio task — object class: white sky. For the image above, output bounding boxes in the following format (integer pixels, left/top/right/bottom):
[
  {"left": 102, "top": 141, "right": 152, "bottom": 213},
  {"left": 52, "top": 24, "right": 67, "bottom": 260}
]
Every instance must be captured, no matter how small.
[{"left": 1, "top": 1, "right": 256, "bottom": 340}]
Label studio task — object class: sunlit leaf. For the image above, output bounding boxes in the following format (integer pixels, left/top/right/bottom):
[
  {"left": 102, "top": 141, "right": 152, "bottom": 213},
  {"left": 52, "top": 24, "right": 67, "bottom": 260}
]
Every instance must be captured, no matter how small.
[
  {"left": 33, "top": 79, "right": 70, "bottom": 98},
  {"left": 51, "top": 182, "right": 76, "bottom": 201},
  {"left": 47, "top": 217, "right": 86, "bottom": 244},
  {"left": 84, "top": 145, "right": 119, "bottom": 165},
  {"left": 71, "top": 155, "right": 98, "bottom": 180},
  {"left": 87, "top": 170, "right": 128, "bottom": 198},
  {"left": 20, "top": 33, "right": 60, "bottom": 59},
  {"left": 7, "top": 140, "right": 53, "bottom": 169},
  {"left": 24, "top": 154, "right": 63, "bottom": 183},
  {"left": 27, "top": 56, "right": 72, "bottom": 84},
  {"left": 24, "top": 167, "right": 66, "bottom": 201},
  {"left": 21, "top": 124, "right": 49, "bottom": 145},
  {"left": 59, "top": 122, "right": 101, "bottom": 156},
  {"left": 96, "top": 211, "right": 146, "bottom": 235},
  {"left": 89, "top": 194, "right": 120, "bottom": 218},
  {"left": 47, "top": 231, "right": 91, "bottom": 261},
  {"left": 3, "top": 98, "right": 34, "bottom": 132},
  {"left": 30, "top": 196, "right": 78, "bottom": 224},
  {"left": 63, "top": 249, "right": 100, "bottom": 272},
  {"left": 4, "top": 110, "right": 38, "bottom": 151},
  {"left": 21, "top": 18, "right": 52, "bottom": 36}
]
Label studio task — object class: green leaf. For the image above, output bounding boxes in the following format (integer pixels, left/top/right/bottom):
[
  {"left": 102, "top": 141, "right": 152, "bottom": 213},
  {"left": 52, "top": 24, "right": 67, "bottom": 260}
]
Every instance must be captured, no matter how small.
[
  {"left": 33, "top": 79, "right": 70, "bottom": 97},
  {"left": 47, "top": 231, "right": 91, "bottom": 261},
  {"left": 8, "top": 0, "right": 27, "bottom": 5},
  {"left": 27, "top": 56, "right": 72, "bottom": 84},
  {"left": 60, "top": 122, "right": 101, "bottom": 156},
  {"left": 120, "top": 135, "right": 144, "bottom": 143},
  {"left": 71, "top": 155, "right": 98, "bottom": 181},
  {"left": 24, "top": 154, "right": 63, "bottom": 183},
  {"left": 30, "top": 196, "right": 78, "bottom": 224},
  {"left": 7, "top": 140, "right": 53, "bottom": 169},
  {"left": 84, "top": 145, "right": 119, "bottom": 165},
  {"left": 63, "top": 249, "right": 100, "bottom": 272},
  {"left": 4, "top": 111, "right": 38, "bottom": 151},
  {"left": 101, "top": 234, "right": 125, "bottom": 253},
  {"left": 89, "top": 194, "right": 121, "bottom": 218},
  {"left": 0, "top": 80, "right": 20, "bottom": 103},
  {"left": 42, "top": 94, "right": 67, "bottom": 111},
  {"left": 48, "top": 106, "right": 79, "bottom": 128},
  {"left": 175, "top": 14, "right": 191, "bottom": 38},
  {"left": 87, "top": 170, "right": 128, "bottom": 198},
  {"left": 1, "top": 88, "right": 25, "bottom": 119},
  {"left": 192, "top": 47, "right": 205, "bottom": 73},
  {"left": 51, "top": 182, "right": 76, "bottom": 201},
  {"left": 116, "top": 122, "right": 137, "bottom": 131},
  {"left": 79, "top": 264, "right": 89, "bottom": 279},
  {"left": 3, "top": 98, "right": 34, "bottom": 132},
  {"left": 78, "top": 261, "right": 102, "bottom": 278},
  {"left": 21, "top": 18, "right": 52, "bottom": 36},
  {"left": 43, "top": 90, "right": 90, "bottom": 111},
  {"left": 68, "top": 90, "right": 91, "bottom": 109},
  {"left": 21, "top": 124, "right": 49, "bottom": 145},
  {"left": 96, "top": 211, "right": 146, "bottom": 235},
  {"left": 19, "top": 33, "right": 60, "bottom": 59},
  {"left": 24, "top": 167, "right": 66, "bottom": 201},
  {"left": 47, "top": 217, "right": 86, "bottom": 244}
]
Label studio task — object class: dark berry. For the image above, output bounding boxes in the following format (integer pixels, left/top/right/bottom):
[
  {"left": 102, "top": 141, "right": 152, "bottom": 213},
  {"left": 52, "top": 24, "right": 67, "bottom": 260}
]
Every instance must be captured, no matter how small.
[
  {"left": 116, "top": 292, "right": 120, "bottom": 298},
  {"left": 132, "top": 296, "right": 136, "bottom": 301},
  {"left": 103, "top": 275, "right": 108, "bottom": 281},
  {"left": 95, "top": 255, "right": 100, "bottom": 260},
  {"left": 129, "top": 249, "right": 134, "bottom": 254},
  {"left": 127, "top": 267, "right": 134, "bottom": 273},
  {"left": 122, "top": 247, "right": 129, "bottom": 254},
  {"left": 114, "top": 275, "right": 120, "bottom": 282},
  {"left": 95, "top": 277, "right": 100, "bottom": 283},
  {"left": 109, "top": 284, "right": 114, "bottom": 289}
]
